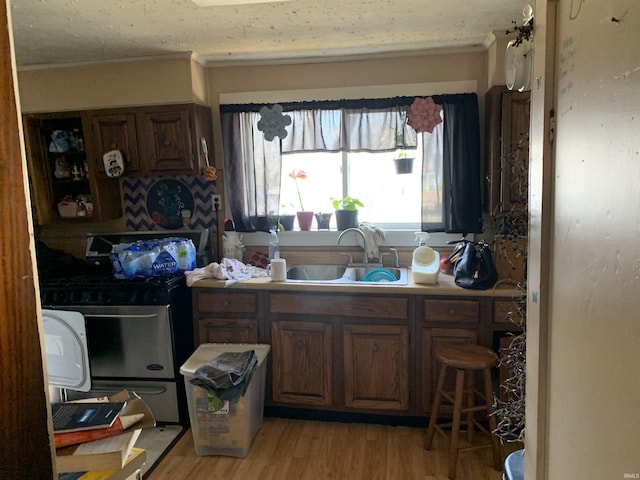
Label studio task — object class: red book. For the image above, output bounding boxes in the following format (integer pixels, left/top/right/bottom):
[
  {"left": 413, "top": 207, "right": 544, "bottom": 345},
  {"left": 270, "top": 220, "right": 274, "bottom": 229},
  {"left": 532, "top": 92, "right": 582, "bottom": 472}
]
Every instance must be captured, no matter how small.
[{"left": 54, "top": 414, "right": 143, "bottom": 449}]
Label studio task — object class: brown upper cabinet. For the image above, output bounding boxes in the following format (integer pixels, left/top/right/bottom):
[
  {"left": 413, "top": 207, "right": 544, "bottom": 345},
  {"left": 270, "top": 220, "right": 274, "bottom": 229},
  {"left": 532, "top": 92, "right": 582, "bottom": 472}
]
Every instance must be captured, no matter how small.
[
  {"left": 89, "top": 103, "right": 213, "bottom": 176},
  {"left": 485, "top": 86, "right": 531, "bottom": 214},
  {"left": 24, "top": 104, "right": 214, "bottom": 225},
  {"left": 23, "top": 111, "right": 122, "bottom": 225}
]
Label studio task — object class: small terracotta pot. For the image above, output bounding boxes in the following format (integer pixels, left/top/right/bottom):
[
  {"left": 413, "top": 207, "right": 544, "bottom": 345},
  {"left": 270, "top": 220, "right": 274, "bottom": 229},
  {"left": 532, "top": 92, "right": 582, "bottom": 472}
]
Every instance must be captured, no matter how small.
[{"left": 296, "top": 211, "right": 314, "bottom": 231}]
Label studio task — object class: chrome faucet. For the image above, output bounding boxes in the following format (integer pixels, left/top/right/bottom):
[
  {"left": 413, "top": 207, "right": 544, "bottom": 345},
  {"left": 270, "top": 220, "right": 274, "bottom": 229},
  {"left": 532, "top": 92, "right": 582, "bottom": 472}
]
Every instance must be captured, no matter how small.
[{"left": 336, "top": 227, "right": 368, "bottom": 264}]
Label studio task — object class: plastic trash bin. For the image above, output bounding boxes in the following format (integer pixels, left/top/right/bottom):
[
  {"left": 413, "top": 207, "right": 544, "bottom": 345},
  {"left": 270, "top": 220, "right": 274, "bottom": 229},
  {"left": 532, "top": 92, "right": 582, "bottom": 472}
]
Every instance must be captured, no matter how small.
[
  {"left": 180, "top": 343, "right": 271, "bottom": 457},
  {"left": 503, "top": 449, "right": 524, "bottom": 480}
]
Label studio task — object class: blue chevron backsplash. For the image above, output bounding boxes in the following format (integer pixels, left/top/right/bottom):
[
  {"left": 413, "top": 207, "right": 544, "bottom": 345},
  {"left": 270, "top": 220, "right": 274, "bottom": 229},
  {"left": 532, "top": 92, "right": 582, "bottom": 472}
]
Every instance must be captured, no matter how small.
[{"left": 121, "top": 175, "right": 218, "bottom": 232}]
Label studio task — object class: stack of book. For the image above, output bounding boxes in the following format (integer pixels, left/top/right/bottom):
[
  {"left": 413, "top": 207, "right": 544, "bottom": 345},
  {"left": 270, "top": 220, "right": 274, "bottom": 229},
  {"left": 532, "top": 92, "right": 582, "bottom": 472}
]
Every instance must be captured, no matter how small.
[{"left": 52, "top": 391, "right": 156, "bottom": 480}]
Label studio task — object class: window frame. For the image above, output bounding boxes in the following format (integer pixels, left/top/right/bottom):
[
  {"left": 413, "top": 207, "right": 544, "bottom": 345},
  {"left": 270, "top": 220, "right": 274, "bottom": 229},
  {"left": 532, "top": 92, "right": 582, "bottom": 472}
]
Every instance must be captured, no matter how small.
[{"left": 219, "top": 80, "right": 480, "bottom": 246}]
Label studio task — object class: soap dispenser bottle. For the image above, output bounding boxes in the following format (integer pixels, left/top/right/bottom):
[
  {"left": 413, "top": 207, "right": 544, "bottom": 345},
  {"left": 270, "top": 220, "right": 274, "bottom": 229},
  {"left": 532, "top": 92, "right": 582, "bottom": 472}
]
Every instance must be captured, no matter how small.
[{"left": 411, "top": 232, "right": 440, "bottom": 284}]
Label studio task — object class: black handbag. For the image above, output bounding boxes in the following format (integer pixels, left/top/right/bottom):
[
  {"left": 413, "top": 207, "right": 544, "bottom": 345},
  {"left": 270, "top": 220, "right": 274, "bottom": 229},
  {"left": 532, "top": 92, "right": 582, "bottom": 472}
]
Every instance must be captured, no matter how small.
[{"left": 448, "top": 240, "right": 498, "bottom": 290}]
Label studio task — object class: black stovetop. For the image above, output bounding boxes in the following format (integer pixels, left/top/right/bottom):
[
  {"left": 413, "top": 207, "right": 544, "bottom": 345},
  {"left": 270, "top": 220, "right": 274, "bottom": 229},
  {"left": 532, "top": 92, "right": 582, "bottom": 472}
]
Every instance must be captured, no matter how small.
[
  {"left": 36, "top": 239, "right": 191, "bottom": 306},
  {"left": 39, "top": 270, "right": 187, "bottom": 306}
]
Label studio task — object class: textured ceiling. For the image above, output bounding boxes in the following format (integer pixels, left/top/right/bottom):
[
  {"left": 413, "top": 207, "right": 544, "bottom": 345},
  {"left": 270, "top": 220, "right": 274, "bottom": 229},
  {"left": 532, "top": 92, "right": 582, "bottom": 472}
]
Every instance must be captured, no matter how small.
[{"left": 10, "top": 0, "right": 526, "bottom": 67}]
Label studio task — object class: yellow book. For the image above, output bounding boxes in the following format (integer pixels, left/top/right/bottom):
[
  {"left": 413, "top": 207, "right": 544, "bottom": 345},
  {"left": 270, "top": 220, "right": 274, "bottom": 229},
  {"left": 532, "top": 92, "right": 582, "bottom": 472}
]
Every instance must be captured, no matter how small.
[
  {"left": 57, "top": 447, "right": 146, "bottom": 480},
  {"left": 55, "top": 428, "right": 141, "bottom": 473}
]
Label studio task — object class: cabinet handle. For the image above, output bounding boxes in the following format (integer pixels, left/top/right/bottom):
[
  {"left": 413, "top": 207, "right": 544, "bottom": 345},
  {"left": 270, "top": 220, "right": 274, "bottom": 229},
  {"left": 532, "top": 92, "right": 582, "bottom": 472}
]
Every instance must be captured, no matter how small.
[
  {"left": 223, "top": 300, "right": 230, "bottom": 307},
  {"left": 372, "top": 344, "right": 379, "bottom": 352},
  {"left": 296, "top": 340, "right": 304, "bottom": 348},
  {"left": 164, "top": 139, "right": 172, "bottom": 147},
  {"left": 448, "top": 308, "right": 457, "bottom": 316}
]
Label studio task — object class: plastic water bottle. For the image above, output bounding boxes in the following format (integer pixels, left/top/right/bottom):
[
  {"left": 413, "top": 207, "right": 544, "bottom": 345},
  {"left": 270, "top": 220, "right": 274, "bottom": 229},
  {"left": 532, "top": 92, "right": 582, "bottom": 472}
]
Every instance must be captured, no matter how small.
[{"left": 268, "top": 229, "right": 280, "bottom": 260}]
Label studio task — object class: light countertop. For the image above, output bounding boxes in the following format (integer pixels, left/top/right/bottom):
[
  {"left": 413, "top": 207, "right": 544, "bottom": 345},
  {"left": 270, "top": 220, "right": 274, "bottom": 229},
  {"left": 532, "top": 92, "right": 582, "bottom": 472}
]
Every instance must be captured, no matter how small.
[{"left": 191, "top": 271, "right": 523, "bottom": 298}]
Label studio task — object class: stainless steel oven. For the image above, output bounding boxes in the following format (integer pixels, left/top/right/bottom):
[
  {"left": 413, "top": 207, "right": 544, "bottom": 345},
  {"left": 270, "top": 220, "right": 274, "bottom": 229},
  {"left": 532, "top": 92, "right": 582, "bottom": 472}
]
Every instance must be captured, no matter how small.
[
  {"left": 45, "top": 292, "right": 193, "bottom": 425},
  {"left": 37, "top": 230, "right": 209, "bottom": 426},
  {"left": 58, "top": 304, "right": 182, "bottom": 424}
]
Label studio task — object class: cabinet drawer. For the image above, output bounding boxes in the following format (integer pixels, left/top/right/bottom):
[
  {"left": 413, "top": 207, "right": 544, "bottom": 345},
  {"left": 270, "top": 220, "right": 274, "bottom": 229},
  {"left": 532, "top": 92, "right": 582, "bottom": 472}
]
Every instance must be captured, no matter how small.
[
  {"left": 195, "top": 291, "right": 257, "bottom": 314},
  {"left": 494, "top": 300, "right": 515, "bottom": 323},
  {"left": 198, "top": 318, "right": 258, "bottom": 345},
  {"left": 270, "top": 293, "right": 408, "bottom": 320},
  {"left": 493, "top": 299, "right": 525, "bottom": 326},
  {"left": 424, "top": 299, "right": 480, "bottom": 323}
]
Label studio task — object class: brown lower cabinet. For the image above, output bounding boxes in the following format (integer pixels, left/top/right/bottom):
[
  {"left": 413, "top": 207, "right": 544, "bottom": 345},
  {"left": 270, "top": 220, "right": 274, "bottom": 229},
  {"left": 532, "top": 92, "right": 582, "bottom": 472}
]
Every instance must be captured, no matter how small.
[
  {"left": 271, "top": 320, "right": 333, "bottom": 406},
  {"left": 343, "top": 324, "right": 409, "bottom": 411},
  {"left": 193, "top": 290, "right": 260, "bottom": 344},
  {"left": 192, "top": 287, "right": 522, "bottom": 417}
]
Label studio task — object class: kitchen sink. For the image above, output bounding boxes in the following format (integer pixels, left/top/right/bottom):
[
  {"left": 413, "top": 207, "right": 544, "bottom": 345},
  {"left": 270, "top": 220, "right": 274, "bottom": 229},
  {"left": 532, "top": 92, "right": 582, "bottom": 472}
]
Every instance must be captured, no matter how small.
[
  {"left": 347, "top": 266, "right": 405, "bottom": 282},
  {"left": 286, "top": 265, "right": 408, "bottom": 285},
  {"left": 286, "top": 265, "right": 347, "bottom": 281}
]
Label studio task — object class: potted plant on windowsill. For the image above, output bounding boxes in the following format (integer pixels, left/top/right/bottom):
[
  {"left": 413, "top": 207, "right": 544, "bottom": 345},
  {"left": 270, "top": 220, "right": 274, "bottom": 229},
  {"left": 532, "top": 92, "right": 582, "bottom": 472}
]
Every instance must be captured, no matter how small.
[
  {"left": 289, "top": 168, "right": 314, "bottom": 230},
  {"left": 332, "top": 196, "right": 364, "bottom": 231},
  {"left": 314, "top": 212, "right": 332, "bottom": 230},
  {"left": 277, "top": 203, "right": 296, "bottom": 231}
]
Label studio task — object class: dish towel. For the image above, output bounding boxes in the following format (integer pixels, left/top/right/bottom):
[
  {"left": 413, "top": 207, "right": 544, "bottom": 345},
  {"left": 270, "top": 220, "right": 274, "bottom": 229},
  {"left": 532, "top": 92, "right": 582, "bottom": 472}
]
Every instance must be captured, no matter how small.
[
  {"left": 358, "top": 223, "right": 386, "bottom": 260},
  {"left": 185, "top": 258, "right": 268, "bottom": 287}
]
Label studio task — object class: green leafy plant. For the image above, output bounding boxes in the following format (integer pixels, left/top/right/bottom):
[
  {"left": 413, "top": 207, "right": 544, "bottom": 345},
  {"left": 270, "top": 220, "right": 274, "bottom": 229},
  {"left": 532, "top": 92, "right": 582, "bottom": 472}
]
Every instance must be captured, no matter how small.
[
  {"left": 395, "top": 132, "right": 413, "bottom": 159},
  {"left": 331, "top": 196, "right": 364, "bottom": 211},
  {"left": 396, "top": 149, "right": 408, "bottom": 159},
  {"left": 280, "top": 203, "right": 296, "bottom": 214}
]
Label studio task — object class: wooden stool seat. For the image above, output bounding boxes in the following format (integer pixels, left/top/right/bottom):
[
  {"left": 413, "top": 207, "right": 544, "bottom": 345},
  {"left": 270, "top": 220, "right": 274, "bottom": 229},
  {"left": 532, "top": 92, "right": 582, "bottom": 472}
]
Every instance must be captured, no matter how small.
[
  {"left": 435, "top": 343, "right": 499, "bottom": 370},
  {"left": 424, "top": 342, "right": 502, "bottom": 479}
]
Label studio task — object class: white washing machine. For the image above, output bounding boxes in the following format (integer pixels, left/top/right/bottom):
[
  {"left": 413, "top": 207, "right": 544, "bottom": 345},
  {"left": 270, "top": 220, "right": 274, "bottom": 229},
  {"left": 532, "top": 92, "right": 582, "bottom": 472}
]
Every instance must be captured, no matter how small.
[{"left": 42, "top": 309, "right": 91, "bottom": 397}]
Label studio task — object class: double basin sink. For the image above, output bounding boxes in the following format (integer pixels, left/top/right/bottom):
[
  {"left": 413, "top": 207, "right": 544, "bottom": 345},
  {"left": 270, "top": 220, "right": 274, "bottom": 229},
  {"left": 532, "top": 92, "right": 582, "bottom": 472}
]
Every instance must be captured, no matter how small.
[{"left": 286, "top": 264, "right": 409, "bottom": 285}]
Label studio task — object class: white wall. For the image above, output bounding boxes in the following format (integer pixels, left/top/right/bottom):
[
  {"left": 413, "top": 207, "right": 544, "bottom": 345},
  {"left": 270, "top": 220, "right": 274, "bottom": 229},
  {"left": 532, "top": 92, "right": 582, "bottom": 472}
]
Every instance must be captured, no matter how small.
[{"left": 545, "top": 0, "right": 640, "bottom": 477}]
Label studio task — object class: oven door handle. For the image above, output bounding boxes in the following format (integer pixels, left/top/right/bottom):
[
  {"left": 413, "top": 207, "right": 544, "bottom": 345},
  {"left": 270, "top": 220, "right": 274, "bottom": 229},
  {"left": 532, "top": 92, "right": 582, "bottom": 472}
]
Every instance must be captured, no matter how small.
[
  {"left": 83, "top": 313, "right": 160, "bottom": 319},
  {"left": 89, "top": 385, "right": 168, "bottom": 396}
]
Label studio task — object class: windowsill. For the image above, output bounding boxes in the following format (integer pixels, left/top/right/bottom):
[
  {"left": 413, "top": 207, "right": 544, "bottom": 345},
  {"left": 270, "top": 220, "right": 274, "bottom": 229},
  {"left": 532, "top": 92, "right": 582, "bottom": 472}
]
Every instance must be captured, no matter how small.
[{"left": 236, "top": 230, "right": 469, "bottom": 248}]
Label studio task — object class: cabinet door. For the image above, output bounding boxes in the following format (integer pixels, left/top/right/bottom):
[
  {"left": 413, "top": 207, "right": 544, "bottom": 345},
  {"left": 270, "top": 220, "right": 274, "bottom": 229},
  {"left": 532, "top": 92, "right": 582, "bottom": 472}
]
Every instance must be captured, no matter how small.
[
  {"left": 421, "top": 327, "right": 478, "bottom": 412},
  {"left": 90, "top": 113, "right": 140, "bottom": 174},
  {"left": 198, "top": 318, "right": 258, "bottom": 345},
  {"left": 271, "top": 320, "right": 333, "bottom": 406},
  {"left": 485, "top": 86, "right": 531, "bottom": 214},
  {"left": 23, "top": 116, "right": 55, "bottom": 225},
  {"left": 500, "top": 91, "right": 531, "bottom": 212},
  {"left": 343, "top": 324, "right": 409, "bottom": 411},
  {"left": 22, "top": 113, "right": 122, "bottom": 224},
  {"left": 138, "top": 108, "right": 194, "bottom": 173}
]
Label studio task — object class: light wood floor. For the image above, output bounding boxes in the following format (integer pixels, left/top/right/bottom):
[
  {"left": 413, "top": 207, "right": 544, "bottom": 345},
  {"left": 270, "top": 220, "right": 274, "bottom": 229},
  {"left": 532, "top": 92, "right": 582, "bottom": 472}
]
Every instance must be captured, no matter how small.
[{"left": 146, "top": 417, "right": 522, "bottom": 480}]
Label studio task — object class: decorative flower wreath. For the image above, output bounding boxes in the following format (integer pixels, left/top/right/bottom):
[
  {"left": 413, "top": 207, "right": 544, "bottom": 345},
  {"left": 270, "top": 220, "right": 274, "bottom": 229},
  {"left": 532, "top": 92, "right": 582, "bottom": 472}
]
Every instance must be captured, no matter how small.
[
  {"left": 407, "top": 96, "right": 443, "bottom": 134},
  {"left": 257, "top": 104, "right": 292, "bottom": 141}
]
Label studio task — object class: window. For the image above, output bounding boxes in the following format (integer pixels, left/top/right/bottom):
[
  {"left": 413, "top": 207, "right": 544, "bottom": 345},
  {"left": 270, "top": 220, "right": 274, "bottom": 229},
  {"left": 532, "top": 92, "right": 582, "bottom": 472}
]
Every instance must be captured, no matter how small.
[
  {"left": 220, "top": 93, "right": 482, "bottom": 235},
  {"left": 280, "top": 135, "right": 431, "bottom": 230}
]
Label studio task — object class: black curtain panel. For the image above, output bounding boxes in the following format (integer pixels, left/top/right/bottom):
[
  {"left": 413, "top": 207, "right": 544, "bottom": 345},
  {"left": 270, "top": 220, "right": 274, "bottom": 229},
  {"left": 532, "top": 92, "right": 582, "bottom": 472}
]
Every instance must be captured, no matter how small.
[{"left": 437, "top": 93, "right": 483, "bottom": 234}]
